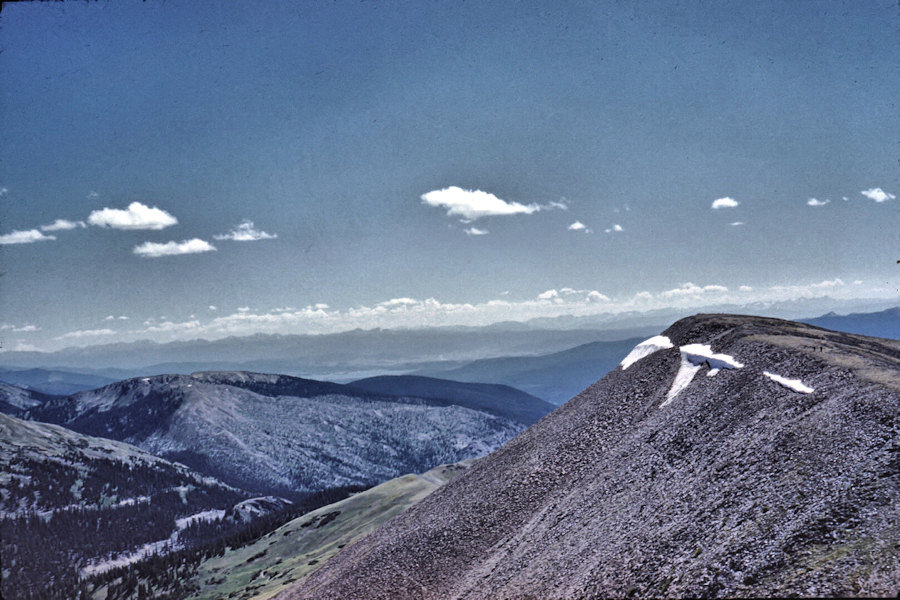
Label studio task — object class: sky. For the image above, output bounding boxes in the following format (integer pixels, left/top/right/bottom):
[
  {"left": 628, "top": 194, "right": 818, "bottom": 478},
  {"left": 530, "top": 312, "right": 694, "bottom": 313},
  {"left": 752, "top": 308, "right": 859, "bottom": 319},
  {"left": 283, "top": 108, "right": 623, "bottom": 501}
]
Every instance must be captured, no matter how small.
[{"left": 0, "top": 0, "right": 897, "bottom": 352}]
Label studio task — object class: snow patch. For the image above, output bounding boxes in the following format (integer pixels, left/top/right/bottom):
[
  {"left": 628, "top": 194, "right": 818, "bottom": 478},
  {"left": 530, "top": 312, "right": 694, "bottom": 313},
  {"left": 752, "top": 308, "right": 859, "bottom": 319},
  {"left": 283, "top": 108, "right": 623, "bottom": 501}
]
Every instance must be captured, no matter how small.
[
  {"left": 763, "top": 371, "right": 814, "bottom": 394},
  {"left": 679, "top": 344, "right": 744, "bottom": 370},
  {"left": 663, "top": 357, "right": 703, "bottom": 406},
  {"left": 620, "top": 335, "right": 674, "bottom": 370},
  {"left": 663, "top": 343, "right": 744, "bottom": 405}
]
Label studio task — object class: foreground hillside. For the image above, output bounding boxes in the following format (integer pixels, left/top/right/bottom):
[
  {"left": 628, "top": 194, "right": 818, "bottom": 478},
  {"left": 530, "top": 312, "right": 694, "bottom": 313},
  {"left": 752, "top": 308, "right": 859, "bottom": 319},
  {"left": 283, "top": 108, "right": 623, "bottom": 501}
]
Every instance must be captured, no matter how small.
[
  {"left": 286, "top": 314, "right": 900, "bottom": 599},
  {"left": 0, "top": 412, "right": 248, "bottom": 599},
  {"left": 15, "top": 372, "right": 525, "bottom": 495},
  {"left": 186, "top": 461, "right": 473, "bottom": 600}
]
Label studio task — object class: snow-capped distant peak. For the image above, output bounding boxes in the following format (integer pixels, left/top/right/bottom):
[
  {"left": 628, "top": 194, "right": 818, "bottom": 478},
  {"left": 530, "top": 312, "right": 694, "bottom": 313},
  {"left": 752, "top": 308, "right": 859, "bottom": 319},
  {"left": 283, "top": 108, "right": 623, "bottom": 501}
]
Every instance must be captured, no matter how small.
[
  {"left": 620, "top": 335, "right": 674, "bottom": 370},
  {"left": 763, "top": 371, "right": 814, "bottom": 394}
]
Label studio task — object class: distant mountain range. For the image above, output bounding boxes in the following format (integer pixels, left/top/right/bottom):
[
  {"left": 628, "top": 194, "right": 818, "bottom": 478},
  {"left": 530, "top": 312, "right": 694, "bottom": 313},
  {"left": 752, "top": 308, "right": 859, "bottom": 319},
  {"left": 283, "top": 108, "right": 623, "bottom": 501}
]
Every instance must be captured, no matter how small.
[
  {"left": 415, "top": 338, "right": 644, "bottom": 404},
  {"left": 801, "top": 306, "right": 900, "bottom": 340},
  {"left": 0, "top": 325, "right": 647, "bottom": 377},
  {"left": 349, "top": 375, "right": 554, "bottom": 425},
  {"left": 287, "top": 314, "right": 900, "bottom": 598},
  {"left": 0, "top": 367, "right": 116, "bottom": 395},
  {"left": 3, "top": 371, "right": 543, "bottom": 496}
]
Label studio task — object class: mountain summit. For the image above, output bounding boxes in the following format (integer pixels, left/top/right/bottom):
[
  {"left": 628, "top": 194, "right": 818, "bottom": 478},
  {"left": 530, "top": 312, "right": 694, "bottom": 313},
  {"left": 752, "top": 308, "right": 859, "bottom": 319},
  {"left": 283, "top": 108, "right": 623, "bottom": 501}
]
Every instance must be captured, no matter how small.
[{"left": 285, "top": 314, "right": 899, "bottom": 599}]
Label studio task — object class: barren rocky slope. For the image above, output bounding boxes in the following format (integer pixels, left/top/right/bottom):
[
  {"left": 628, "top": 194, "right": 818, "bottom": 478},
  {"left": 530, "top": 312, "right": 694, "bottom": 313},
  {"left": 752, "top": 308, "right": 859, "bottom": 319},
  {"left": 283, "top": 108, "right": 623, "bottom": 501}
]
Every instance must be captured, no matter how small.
[{"left": 283, "top": 314, "right": 899, "bottom": 599}]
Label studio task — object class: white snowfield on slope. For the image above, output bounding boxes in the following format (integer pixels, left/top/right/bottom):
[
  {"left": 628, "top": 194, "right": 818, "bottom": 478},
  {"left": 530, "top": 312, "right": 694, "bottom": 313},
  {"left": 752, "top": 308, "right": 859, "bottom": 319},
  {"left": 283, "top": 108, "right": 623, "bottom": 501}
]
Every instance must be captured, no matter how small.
[
  {"left": 763, "top": 371, "right": 814, "bottom": 394},
  {"left": 619, "top": 335, "right": 814, "bottom": 404},
  {"left": 619, "top": 335, "right": 674, "bottom": 370}
]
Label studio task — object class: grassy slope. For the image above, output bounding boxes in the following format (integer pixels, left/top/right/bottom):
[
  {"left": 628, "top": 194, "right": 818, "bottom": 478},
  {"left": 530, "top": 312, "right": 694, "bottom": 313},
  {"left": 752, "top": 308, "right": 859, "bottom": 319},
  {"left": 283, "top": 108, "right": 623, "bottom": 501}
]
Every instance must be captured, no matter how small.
[{"left": 185, "top": 460, "right": 473, "bottom": 600}]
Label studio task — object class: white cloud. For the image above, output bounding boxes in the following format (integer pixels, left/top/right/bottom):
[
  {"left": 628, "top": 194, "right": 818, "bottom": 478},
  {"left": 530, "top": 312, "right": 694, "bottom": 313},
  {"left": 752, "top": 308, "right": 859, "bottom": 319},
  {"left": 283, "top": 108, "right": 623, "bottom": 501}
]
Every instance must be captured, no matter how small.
[
  {"left": 842, "top": 196, "right": 849, "bottom": 202},
  {"left": 587, "top": 290, "right": 611, "bottom": 302},
  {"left": 103, "top": 315, "right": 128, "bottom": 321},
  {"left": 209, "top": 305, "right": 217, "bottom": 311},
  {"left": 87, "top": 191, "right": 100, "bottom": 200},
  {"left": 810, "top": 278, "right": 844, "bottom": 288},
  {"left": 567, "top": 221, "right": 592, "bottom": 233},
  {"left": 0, "top": 229, "right": 56, "bottom": 245},
  {"left": 0, "top": 324, "right": 39, "bottom": 333},
  {"left": 711, "top": 197, "right": 739, "bottom": 209},
  {"left": 464, "top": 227, "right": 489, "bottom": 236},
  {"left": 133, "top": 238, "right": 216, "bottom": 257},
  {"left": 214, "top": 220, "right": 277, "bottom": 241},
  {"left": 806, "top": 198, "right": 830, "bottom": 207},
  {"left": 604, "top": 224, "right": 624, "bottom": 233},
  {"left": 47, "top": 273, "right": 887, "bottom": 347},
  {"left": 55, "top": 328, "right": 116, "bottom": 340},
  {"left": 88, "top": 202, "right": 178, "bottom": 230},
  {"left": 660, "top": 282, "right": 729, "bottom": 298},
  {"left": 41, "top": 219, "right": 87, "bottom": 231},
  {"left": 8, "top": 342, "right": 38, "bottom": 352},
  {"left": 0, "top": 187, "right": 8, "bottom": 196},
  {"left": 860, "top": 188, "right": 895, "bottom": 203},
  {"left": 729, "top": 221, "right": 745, "bottom": 226},
  {"left": 137, "top": 320, "right": 201, "bottom": 334},
  {"left": 421, "top": 186, "right": 541, "bottom": 221},
  {"left": 377, "top": 298, "right": 418, "bottom": 308}
]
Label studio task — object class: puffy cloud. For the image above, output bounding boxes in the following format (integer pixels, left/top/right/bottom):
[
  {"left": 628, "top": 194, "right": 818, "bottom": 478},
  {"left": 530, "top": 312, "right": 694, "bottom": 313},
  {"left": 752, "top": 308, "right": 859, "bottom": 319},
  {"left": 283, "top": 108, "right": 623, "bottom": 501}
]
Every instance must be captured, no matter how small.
[
  {"left": 41, "top": 219, "right": 86, "bottom": 231},
  {"left": 0, "top": 187, "right": 8, "bottom": 196},
  {"left": 0, "top": 229, "right": 56, "bottom": 245},
  {"left": 806, "top": 198, "right": 830, "bottom": 207},
  {"left": 0, "top": 324, "right": 39, "bottom": 332},
  {"left": 660, "top": 282, "right": 728, "bottom": 298},
  {"left": 103, "top": 315, "right": 129, "bottom": 321},
  {"left": 137, "top": 320, "right": 201, "bottom": 334},
  {"left": 860, "top": 188, "right": 895, "bottom": 202},
  {"left": 209, "top": 305, "right": 217, "bottom": 311},
  {"left": 377, "top": 298, "right": 418, "bottom": 308},
  {"left": 730, "top": 221, "right": 745, "bottom": 226},
  {"left": 47, "top": 274, "right": 885, "bottom": 346},
  {"left": 811, "top": 278, "right": 844, "bottom": 288},
  {"left": 421, "top": 186, "right": 540, "bottom": 220},
  {"left": 88, "top": 202, "right": 178, "bottom": 230},
  {"left": 133, "top": 238, "right": 216, "bottom": 257},
  {"left": 568, "top": 221, "right": 592, "bottom": 233},
  {"left": 711, "top": 197, "right": 739, "bottom": 209},
  {"left": 213, "top": 220, "right": 277, "bottom": 241},
  {"left": 55, "top": 328, "right": 116, "bottom": 340},
  {"left": 464, "top": 227, "right": 489, "bottom": 236},
  {"left": 604, "top": 224, "right": 624, "bottom": 233}
]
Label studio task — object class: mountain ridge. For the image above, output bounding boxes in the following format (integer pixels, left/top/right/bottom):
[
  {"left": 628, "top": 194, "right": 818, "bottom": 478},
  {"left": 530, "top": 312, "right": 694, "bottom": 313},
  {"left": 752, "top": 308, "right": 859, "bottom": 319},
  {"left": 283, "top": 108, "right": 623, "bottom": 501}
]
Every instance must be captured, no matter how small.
[{"left": 285, "top": 314, "right": 900, "bottom": 599}]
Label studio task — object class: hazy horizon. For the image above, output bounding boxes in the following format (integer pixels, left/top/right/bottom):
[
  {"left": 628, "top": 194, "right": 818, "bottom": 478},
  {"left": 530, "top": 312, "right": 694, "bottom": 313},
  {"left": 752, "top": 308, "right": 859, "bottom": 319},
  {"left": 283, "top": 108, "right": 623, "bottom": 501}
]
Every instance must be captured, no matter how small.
[{"left": 1, "top": 1, "right": 897, "bottom": 353}]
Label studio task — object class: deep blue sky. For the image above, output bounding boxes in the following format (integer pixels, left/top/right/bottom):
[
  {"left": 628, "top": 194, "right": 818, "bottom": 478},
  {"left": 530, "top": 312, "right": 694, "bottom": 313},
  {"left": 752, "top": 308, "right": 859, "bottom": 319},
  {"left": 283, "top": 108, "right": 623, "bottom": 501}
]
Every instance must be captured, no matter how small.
[{"left": 1, "top": 1, "right": 897, "bottom": 351}]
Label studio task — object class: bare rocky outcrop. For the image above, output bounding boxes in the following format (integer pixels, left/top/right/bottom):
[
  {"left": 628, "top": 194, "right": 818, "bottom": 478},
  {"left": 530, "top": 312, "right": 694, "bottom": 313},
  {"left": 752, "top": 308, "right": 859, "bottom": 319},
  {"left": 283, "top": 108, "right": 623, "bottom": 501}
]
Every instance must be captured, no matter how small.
[{"left": 281, "top": 314, "right": 899, "bottom": 599}]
